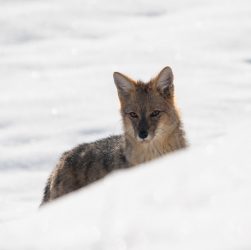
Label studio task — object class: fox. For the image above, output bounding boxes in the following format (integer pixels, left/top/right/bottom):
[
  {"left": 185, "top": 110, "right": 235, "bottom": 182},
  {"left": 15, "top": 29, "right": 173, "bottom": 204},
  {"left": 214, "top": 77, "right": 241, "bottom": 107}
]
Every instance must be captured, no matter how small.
[{"left": 40, "top": 66, "right": 187, "bottom": 205}]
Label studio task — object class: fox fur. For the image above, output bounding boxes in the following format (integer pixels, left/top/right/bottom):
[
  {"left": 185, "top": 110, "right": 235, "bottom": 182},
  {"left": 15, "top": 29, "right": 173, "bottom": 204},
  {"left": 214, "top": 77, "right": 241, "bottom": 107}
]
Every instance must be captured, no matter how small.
[{"left": 41, "top": 66, "right": 187, "bottom": 205}]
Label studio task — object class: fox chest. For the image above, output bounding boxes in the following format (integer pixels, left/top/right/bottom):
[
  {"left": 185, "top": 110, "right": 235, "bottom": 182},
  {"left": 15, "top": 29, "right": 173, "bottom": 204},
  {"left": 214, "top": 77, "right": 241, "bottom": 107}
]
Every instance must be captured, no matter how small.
[{"left": 129, "top": 143, "right": 164, "bottom": 165}]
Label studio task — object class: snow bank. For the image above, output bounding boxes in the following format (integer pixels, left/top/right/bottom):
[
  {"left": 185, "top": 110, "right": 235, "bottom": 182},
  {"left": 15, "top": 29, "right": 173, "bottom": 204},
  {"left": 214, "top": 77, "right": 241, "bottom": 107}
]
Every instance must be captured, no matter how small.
[{"left": 1, "top": 119, "right": 251, "bottom": 250}]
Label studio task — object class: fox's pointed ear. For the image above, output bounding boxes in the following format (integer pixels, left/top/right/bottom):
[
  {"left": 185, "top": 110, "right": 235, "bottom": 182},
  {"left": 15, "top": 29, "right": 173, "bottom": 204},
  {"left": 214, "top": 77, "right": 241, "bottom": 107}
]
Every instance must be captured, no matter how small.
[
  {"left": 113, "top": 72, "right": 135, "bottom": 98},
  {"left": 155, "top": 66, "right": 174, "bottom": 98}
]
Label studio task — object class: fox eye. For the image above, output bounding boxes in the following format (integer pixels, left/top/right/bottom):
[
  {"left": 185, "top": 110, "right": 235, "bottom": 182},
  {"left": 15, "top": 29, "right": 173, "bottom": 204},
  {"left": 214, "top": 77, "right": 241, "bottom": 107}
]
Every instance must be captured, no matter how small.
[
  {"left": 150, "top": 110, "right": 161, "bottom": 117},
  {"left": 129, "top": 112, "right": 138, "bottom": 118}
]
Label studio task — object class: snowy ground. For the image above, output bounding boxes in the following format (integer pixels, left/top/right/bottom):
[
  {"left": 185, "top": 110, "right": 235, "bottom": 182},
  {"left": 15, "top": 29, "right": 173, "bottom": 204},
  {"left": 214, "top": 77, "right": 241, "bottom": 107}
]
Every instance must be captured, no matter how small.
[{"left": 0, "top": 0, "right": 251, "bottom": 249}]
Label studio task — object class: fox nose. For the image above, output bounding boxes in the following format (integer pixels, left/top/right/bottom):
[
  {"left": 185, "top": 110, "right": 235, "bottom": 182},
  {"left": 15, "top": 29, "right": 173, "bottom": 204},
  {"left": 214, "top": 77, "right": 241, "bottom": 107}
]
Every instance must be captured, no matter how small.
[{"left": 139, "top": 130, "right": 148, "bottom": 139}]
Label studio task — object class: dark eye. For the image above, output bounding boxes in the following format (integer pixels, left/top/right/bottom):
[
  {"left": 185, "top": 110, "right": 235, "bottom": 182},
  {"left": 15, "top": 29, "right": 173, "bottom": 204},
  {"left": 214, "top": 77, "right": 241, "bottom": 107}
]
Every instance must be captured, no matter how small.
[
  {"left": 129, "top": 112, "right": 138, "bottom": 118},
  {"left": 150, "top": 110, "right": 161, "bottom": 117}
]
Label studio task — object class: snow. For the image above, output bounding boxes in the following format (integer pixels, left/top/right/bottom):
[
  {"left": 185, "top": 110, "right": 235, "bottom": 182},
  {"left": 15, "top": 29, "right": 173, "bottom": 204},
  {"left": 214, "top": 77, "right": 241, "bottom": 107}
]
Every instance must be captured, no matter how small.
[{"left": 0, "top": 0, "right": 251, "bottom": 249}]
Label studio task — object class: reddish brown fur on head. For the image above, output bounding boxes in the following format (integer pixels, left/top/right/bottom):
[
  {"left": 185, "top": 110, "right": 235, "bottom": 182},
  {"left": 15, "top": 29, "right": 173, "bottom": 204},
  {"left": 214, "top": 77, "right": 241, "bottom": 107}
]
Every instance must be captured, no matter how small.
[{"left": 113, "top": 67, "right": 180, "bottom": 143}]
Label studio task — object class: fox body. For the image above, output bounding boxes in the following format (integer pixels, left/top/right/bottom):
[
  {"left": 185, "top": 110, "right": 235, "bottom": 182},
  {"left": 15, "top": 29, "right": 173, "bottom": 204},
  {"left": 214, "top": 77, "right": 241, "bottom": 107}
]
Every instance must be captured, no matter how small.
[{"left": 41, "top": 67, "right": 186, "bottom": 205}]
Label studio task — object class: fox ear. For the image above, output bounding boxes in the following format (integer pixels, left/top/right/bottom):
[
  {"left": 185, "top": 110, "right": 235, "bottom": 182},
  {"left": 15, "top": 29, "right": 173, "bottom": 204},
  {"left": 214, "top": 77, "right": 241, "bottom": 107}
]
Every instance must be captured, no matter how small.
[
  {"left": 155, "top": 66, "right": 174, "bottom": 98},
  {"left": 113, "top": 72, "right": 135, "bottom": 98}
]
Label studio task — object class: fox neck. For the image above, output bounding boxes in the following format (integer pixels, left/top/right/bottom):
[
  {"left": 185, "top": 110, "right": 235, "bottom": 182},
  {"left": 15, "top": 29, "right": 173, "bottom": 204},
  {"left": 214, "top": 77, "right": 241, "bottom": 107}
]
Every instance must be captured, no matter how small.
[{"left": 124, "top": 123, "right": 186, "bottom": 166}]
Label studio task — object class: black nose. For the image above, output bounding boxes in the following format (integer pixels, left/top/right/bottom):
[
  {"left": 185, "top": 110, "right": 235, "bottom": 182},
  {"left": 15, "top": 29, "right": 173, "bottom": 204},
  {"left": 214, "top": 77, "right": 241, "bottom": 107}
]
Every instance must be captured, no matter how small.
[{"left": 139, "top": 130, "right": 148, "bottom": 139}]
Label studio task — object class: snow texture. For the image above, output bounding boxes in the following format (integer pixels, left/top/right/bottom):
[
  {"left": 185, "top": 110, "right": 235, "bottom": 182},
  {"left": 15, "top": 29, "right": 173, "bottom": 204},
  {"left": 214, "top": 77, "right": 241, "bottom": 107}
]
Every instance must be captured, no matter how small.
[{"left": 0, "top": 0, "right": 251, "bottom": 249}]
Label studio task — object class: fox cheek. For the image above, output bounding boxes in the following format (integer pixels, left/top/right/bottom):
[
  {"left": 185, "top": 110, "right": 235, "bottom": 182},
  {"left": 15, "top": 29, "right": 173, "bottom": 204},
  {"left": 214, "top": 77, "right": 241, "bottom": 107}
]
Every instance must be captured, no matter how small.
[{"left": 124, "top": 115, "right": 137, "bottom": 131}]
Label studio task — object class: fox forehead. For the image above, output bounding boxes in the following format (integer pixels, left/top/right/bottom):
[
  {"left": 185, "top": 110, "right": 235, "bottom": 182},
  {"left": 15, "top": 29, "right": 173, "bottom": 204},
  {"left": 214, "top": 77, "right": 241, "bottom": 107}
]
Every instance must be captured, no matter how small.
[{"left": 122, "top": 81, "right": 168, "bottom": 113}]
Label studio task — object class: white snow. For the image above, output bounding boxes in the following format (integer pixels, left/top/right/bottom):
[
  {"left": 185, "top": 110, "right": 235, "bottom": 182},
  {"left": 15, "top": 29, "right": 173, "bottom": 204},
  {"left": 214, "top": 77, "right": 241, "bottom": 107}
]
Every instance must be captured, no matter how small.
[{"left": 0, "top": 0, "right": 251, "bottom": 249}]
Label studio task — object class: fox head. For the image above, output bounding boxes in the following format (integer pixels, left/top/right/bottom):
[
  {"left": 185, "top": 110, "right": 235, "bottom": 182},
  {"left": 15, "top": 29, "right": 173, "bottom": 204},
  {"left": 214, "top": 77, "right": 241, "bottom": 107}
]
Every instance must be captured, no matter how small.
[{"left": 114, "top": 66, "right": 180, "bottom": 143}]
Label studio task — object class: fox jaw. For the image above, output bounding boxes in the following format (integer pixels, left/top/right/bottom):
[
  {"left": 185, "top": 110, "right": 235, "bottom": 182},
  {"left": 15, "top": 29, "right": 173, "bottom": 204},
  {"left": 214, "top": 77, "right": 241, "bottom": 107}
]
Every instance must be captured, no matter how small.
[{"left": 113, "top": 66, "right": 180, "bottom": 144}]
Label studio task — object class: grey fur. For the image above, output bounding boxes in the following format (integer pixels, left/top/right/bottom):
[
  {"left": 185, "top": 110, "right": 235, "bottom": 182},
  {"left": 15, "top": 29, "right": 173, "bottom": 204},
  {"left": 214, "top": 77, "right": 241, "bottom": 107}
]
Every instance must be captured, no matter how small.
[{"left": 41, "top": 136, "right": 128, "bottom": 205}]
